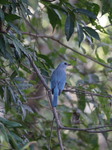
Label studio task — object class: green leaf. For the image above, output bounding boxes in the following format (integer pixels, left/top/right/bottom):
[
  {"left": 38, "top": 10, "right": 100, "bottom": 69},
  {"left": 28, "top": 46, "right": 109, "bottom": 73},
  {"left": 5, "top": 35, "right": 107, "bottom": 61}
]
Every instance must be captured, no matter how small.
[
  {"left": 0, "top": 0, "right": 11, "bottom": 4},
  {"left": 87, "top": 3, "right": 100, "bottom": 16},
  {"left": 5, "top": 14, "right": 20, "bottom": 22},
  {"left": 93, "top": 22, "right": 107, "bottom": 34},
  {"left": 0, "top": 35, "right": 6, "bottom": 54},
  {"left": 77, "top": 92, "right": 86, "bottom": 111},
  {"left": 10, "top": 70, "right": 18, "bottom": 80},
  {"left": 4, "top": 86, "right": 12, "bottom": 113},
  {"left": 76, "top": 8, "right": 96, "bottom": 19},
  {"left": 107, "top": 57, "right": 112, "bottom": 63},
  {"left": 65, "top": 14, "right": 75, "bottom": 41},
  {"left": 8, "top": 22, "right": 21, "bottom": 34},
  {"left": 0, "top": 123, "right": 9, "bottom": 142},
  {"left": 77, "top": 24, "right": 84, "bottom": 46},
  {"left": 0, "top": 8, "right": 4, "bottom": 21},
  {"left": 95, "top": 50, "right": 106, "bottom": 63},
  {"left": 37, "top": 54, "right": 53, "bottom": 68},
  {"left": 77, "top": 132, "right": 98, "bottom": 148},
  {"left": 48, "top": 4, "right": 66, "bottom": 13},
  {"left": 9, "top": 87, "right": 17, "bottom": 103},
  {"left": 21, "top": 141, "right": 37, "bottom": 150},
  {"left": 0, "top": 117, "right": 22, "bottom": 128},
  {"left": 83, "top": 27, "right": 100, "bottom": 41},
  {"left": 20, "top": 63, "right": 32, "bottom": 74},
  {"left": 65, "top": 13, "right": 75, "bottom": 41},
  {"left": 62, "top": 112, "right": 72, "bottom": 126},
  {"left": 47, "top": 7, "right": 61, "bottom": 30},
  {"left": 10, "top": 132, "right": 23, "bottom": 143},
  {"left": 21, "top": 104, "right": 33, "bottom": 120},
  {"left": 8, "top": 132, "right": 20, "bottom": 150}
]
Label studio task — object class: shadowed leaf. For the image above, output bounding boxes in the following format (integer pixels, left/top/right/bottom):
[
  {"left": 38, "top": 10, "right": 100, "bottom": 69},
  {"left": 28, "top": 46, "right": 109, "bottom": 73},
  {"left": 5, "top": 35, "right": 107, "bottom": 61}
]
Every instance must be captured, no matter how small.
[{"left": 65, "top": 13, "right": 75, "bottom": 41}]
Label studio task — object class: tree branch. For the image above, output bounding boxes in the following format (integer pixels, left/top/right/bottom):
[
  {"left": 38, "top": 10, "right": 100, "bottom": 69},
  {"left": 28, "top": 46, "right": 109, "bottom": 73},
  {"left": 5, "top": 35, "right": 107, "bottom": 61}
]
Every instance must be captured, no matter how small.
[
  {"left": 27, "top": 54, "right": 112, "bottom": 150},
  {"left": 28, "top": 55, "right": 64, "bottom": 150},
  {"left": 22, "top": 32, "right": 112, "bottom": 69},
  {"left": 61, "top": 126, "right": 112, "bottom": 133},
  {"left": 64, "top": 88, "right": 112, "bottom": 98}
]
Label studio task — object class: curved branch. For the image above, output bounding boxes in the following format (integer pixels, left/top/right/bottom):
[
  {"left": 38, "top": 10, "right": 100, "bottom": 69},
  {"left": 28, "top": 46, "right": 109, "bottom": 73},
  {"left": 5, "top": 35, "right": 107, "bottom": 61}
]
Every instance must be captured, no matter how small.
[
  {"left": 28, "top": 55, "right": 64, "bottom": 150},
  {"left": 64, "top": 88, "right": 112, "bottom": 98},
  {"left": 22, "top": 32, "right": 112, "bottom": 69}
]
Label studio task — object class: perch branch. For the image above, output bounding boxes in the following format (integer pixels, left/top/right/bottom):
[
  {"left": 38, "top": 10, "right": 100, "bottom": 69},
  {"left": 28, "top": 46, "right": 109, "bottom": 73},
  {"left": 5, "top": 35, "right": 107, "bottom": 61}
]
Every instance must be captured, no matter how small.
[
  {"left": 28, "top": 55, "right": 64, "bottom": 150},
  {"left": 64, "top": 88, "right": 112, "bottom": 98}
]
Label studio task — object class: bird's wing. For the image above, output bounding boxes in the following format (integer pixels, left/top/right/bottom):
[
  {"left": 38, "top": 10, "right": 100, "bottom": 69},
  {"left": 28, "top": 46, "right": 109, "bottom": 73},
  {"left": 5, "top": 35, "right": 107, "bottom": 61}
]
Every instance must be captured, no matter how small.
[
  {"left": 58, "top": 73, "right": 66, "bottom": 95},
  {"left": 51, "top": 69, "right": 58, "bottom": 94},
  {"left": 51, "top": 68, "right": 66, "bottom": 94}
]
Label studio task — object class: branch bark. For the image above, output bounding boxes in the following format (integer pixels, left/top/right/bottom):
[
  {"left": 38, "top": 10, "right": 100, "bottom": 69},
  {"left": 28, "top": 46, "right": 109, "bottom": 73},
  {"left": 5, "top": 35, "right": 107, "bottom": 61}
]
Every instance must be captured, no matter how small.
[
  {"left": 22, "top": 32, "right": 112, "bottom": 69},
  {"left": 64, "top": 88, "right": 112, "bottom": 98}
]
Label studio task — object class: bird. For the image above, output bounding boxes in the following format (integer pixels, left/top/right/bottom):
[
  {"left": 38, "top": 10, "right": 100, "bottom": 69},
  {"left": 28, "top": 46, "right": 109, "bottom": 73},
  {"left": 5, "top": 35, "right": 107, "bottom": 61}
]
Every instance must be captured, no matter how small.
[{"left": 51, "top": 62, "right": 70, "bottom": 107}]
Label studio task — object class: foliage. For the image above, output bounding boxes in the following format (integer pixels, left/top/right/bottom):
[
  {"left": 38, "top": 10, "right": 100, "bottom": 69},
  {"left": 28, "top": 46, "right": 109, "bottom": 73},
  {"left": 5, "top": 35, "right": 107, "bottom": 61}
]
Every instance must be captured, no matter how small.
[{"left": 0, "top": 0, "right": 112, "bottom": 150}]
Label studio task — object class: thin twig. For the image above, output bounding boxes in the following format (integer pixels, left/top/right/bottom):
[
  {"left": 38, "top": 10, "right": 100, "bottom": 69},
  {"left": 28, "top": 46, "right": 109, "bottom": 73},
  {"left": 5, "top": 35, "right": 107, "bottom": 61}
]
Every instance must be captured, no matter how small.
[
  {"left": 60, "top": 126, "right": 112, "bottom": 133},
  {"left": 27, "top": 95, "right": 46, "bottom": 100},
  {"left": 49, "top": 116, "right": 55, "bottom": 150},
  {"left": 64, "top": 88, "right": 112, "bottom": 98},
  {"left": 57, "top": 129, "right": 64, "bottom": 150},
  {"left": 22, "top": 32, "right": 112, "bottom": 69}
]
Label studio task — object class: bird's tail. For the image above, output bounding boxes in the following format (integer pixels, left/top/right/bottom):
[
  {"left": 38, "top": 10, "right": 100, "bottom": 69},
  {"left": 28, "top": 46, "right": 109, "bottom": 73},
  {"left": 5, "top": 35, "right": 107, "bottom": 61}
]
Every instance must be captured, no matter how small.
[{"left": 52, "top": 87, "right": 59, "bottom": 107}]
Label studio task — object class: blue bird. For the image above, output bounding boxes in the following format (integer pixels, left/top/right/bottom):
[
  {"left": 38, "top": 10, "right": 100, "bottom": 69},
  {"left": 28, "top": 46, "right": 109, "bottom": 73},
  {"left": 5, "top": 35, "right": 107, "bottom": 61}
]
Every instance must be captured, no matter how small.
[{"left": 51, "top": 62, "right": 70, "bottom": 107}]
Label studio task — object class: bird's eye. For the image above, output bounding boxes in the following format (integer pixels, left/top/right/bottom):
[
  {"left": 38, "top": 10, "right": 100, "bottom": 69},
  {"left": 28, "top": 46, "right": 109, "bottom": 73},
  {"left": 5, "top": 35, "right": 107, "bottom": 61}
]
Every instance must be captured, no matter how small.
[{"left": 64, "top": 62, "right": 67, "bottom": 65}]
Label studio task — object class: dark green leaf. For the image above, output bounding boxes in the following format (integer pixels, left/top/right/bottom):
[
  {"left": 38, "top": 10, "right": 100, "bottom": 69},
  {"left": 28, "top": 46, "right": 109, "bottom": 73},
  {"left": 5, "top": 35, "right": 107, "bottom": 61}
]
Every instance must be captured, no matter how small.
[
  {"left": 0, "top": 0, "right": 11, "bottom": 4},
  {"left": 4, "top": 86, "right": 11, "bottom": 113},
  {"left": 47, "top": 7, "right": 61, "bottom": 30},
  {"left": 0, "top": 123, "right": 9, "bottom": 142},
  {"left": 93, "top": 22, "right": 107, "bottom": 34},
  {"left": 10, "top": 132, "right": 23, "bottom": 143},
  {"left": 8, "top": 132, "right": 20, "bottom": 150},
  {"left": 20, "top": 63, "right": 32, "bottom": 74},
  {"left": 37, "top": 54, "right": 53, "bottom": 68},
  {"left": 5, "top": 13, "right": 20, "bottom": 22},
  {"left": 0, "top": 35, "right": 6, "bottom": 53},
  {"left": 108, "top": 12, "right": 112, "bottom": 24},
  {"left": 9, "top": 87, "right": 17, "bottom": 103},
  {"left": 8, "top": 22, "right": 21, "bottom": 34},
  {"left": 76, "top": 8, "right": 96, "bottom": 19},
  {"left": 86, "top": 3, "right": 100, "bottom": 23},
  {"left": 0, "top": 117, "right": 22, "bottom": 128},
  {"left": 77, "top": 24, "right": 84, "bottom": 46},
  {"left": 48, "top": 4, "right": 66, "bottom": 13},
  {"left": 77, "top": 92, "right": 86, "bottom": 111},
  {"left": 107, "top": 57, "right": 112, "bottom": 63},
  {"left": 83, "top": 27, "right": 100, "bottom": 40},
  {"left": 65, "top": 13, "right": 75, "bottom": 41},
  {"left": 0, "top": 8, "right": 4, "bottom": 21},
  {"left": 10, "top": 70, "right": 18, "bottom": 80}
]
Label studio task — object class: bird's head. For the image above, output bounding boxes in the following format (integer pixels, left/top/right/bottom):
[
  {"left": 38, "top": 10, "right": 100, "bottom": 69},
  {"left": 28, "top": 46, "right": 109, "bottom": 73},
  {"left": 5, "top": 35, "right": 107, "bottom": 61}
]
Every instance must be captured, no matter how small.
[{"left": 58, "top": 62, "right": 71, "bottom": 69}]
